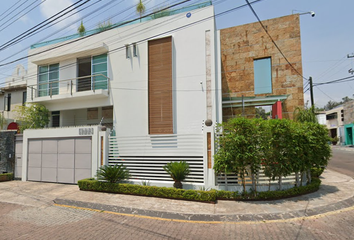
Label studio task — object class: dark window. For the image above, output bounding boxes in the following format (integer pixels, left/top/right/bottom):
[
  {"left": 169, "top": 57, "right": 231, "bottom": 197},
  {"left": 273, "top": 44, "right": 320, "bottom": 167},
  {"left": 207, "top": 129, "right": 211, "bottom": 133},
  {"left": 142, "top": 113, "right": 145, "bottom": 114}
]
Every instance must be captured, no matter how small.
[
  {"left": 52, "top": 111, "right": 60, "bottom": 127},
  {"left": 23, "top": 91, "right": 27, "bottom": 105},
  {"left": 326, "top": 112, "right": 337, "bottom": 120},
  {"left": 133, "top": 43, "right": 137, "bottom": 57},
  {"left": 6, "top": 94, "right": 11, "bottom": 111}
]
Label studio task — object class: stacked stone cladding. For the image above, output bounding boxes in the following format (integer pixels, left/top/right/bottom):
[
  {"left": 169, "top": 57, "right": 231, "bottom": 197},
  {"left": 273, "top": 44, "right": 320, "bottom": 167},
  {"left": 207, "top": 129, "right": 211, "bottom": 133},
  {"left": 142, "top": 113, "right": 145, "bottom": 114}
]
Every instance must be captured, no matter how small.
[{"left": 220, "top": 14, "right": 304, "bottom": 120}]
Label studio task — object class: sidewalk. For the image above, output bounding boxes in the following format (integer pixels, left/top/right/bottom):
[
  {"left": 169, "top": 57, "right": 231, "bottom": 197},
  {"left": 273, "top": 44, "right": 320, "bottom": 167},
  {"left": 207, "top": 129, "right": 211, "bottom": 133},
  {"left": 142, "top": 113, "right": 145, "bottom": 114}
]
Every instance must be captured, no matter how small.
[
  {"left": 331, "top": 144, "right": 354, "bottom": 152},
  {"left": 1, "top": 169, "right": 354, "bottom": 222}
]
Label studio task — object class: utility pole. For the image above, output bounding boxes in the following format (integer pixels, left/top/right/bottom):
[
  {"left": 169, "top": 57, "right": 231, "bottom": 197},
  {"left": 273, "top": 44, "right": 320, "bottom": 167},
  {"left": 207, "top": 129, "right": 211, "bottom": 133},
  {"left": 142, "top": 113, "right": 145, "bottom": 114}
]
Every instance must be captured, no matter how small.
[
  {"left": 348, "top": 53, "right": 354, "bottom": 74},
  {"left": 309, "top": 76, "right": 314, "bottom": 107}
]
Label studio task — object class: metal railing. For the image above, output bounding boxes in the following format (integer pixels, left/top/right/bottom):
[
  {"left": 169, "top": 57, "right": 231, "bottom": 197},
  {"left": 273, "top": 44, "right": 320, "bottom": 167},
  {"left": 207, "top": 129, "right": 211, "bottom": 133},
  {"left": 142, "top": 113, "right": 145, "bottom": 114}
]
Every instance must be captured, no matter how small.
[{"left": 28, "top": 74, "right": 110, "bottom": 100}]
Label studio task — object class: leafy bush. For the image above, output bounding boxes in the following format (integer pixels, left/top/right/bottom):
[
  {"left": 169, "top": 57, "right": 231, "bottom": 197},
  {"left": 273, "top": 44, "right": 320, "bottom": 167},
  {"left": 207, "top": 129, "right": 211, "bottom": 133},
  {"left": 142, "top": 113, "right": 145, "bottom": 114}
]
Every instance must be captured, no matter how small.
[
  {"left": 78, "top": 178, "right": 321, "bottom": 202},
  {"left": 0, "top": 173, "right": 13, "bottom": 182},
  {"left": 214, "top": 117, "right": 331, "bottom": 189},
  {"left": 163, "top": 161, "right": 190, "bottom": 189},
  {"left": 78, "top": 178, "right": 217, "bottom": 203},
  {"left": 311, "top": 167, "right": 325, "bottom": 178},
  {"left": 96, "top": 164, "right": 130, "bottom": 183},
  {"left": 217, "top": 178, "right": 321, "bottom": 201},
  {"left": 214, "top": 118, "right": 267, "bottom": 193}
]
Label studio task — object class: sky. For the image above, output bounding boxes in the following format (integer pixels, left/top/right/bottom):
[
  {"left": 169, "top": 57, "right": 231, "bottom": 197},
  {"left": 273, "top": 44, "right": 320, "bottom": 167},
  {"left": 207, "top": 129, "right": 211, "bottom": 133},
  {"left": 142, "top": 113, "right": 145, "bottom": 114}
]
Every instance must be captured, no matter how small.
[{"left": 0, "top": 0, "right": 353, "bottom": 108}]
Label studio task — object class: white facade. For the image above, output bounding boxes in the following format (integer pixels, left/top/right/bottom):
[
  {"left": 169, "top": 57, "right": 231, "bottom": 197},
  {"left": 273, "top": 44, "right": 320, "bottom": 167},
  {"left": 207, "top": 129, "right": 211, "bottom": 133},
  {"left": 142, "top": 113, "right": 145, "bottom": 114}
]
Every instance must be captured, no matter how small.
[
  {"left": 325, "top": 106, "right": 344, "bottom": 142},
  {"left": 0, "top": 65, "right": 27, "bottom": 129},
  {"left": 23, "top": 4, "right": 222, "bottom": 187}
]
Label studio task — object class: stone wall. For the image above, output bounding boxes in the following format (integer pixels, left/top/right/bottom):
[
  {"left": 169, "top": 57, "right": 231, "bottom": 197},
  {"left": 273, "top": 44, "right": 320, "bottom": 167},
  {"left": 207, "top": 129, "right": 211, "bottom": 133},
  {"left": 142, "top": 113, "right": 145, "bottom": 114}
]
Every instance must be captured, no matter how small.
[
  {"left": 0, "top": 131, "right": 16, "bottom": 173},
  {"left": 344, "top": 100, "right": 354, "bottom": 125},
  {"left": 220, "top": 14, "right": 304, "bottom": 120}
]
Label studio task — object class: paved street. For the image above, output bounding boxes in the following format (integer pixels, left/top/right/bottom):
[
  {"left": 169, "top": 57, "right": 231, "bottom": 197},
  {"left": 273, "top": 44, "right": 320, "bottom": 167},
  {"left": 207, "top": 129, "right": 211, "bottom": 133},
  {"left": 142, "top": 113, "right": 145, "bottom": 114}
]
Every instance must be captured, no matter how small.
[
  {"left": 328, "top": 146, "right": 354, "bottom": 178},
  {"left": 1, "top": 149, "right": 354, "bottom": 239},
  {"left": 1, "top": 201, "right": 354, "bottom": 240}
]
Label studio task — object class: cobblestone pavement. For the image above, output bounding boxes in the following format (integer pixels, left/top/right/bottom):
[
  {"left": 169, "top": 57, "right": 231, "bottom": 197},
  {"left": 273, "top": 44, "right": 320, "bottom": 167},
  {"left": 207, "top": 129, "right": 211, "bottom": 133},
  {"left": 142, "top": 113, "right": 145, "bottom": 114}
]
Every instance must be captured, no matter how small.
[{"left": 1, "top": 201, "right": 354, "bottom": 240}]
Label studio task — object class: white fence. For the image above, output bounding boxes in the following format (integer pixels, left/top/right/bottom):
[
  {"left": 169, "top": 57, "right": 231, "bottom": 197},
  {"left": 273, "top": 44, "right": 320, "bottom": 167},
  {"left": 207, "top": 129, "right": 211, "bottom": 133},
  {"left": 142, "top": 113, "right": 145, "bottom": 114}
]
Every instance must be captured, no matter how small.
[{"left": 108, "top": 134, "right": 204, "bottom": 184}]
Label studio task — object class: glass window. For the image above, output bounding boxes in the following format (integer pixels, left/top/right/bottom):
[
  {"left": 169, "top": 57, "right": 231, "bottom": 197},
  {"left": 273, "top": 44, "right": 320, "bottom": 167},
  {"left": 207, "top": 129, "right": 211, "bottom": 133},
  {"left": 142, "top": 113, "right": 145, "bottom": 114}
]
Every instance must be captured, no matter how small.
[
  {"left": 38, "top": 63, "right": 59, "bottom": 97},
  {"left": 92, "top": 54, "right": 108, "bottom": 90},
  {"left": 254, "top": 58, "right": 272, "bottom": 94}
]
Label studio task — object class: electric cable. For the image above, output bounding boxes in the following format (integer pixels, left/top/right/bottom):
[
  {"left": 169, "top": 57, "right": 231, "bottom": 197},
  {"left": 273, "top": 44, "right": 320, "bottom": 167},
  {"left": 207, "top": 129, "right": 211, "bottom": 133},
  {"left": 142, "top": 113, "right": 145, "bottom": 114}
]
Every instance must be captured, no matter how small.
[
  {"left": 0, "top": 0, "right": 91, "bottom": 52},
  {"left": 0, "top": 0, "right": 47, "bottom": 33},
  {"left": 0, "top": 0, "right": 263, "bottom": 85},
  {"left": 245, "top": 0, "right": 307, "bottom": 82}
]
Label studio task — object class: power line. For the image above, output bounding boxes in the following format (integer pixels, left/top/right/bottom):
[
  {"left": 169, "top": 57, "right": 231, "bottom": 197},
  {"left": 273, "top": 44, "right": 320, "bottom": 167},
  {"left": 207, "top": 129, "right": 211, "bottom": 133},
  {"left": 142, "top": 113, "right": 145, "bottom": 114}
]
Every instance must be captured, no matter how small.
[
  {"left": 314, "top": 75, "right": 354, "bottom": 86},
  {"left": 0, "top": 0, "right": 118, "bottom": 65},
  {"left": 0, "top": 0, "right": 91, "bottom": 52},
  {"left": 0, "top": 0, "right": 26, "bottom": 23},
  {"left": 245, "top": 0, "right": 307, "bottom": 82},
  {"left": 315, "top": 86, "right": 335, "bottom": 101},
  {"left": 0, "top": 0, "right": 47, "bottom": 33},
  {"left": 0, "top": 0, "right": 23, "bottom": 20},
  {"left": 0, "top": 0, "right": 262, "bottom": 85}
]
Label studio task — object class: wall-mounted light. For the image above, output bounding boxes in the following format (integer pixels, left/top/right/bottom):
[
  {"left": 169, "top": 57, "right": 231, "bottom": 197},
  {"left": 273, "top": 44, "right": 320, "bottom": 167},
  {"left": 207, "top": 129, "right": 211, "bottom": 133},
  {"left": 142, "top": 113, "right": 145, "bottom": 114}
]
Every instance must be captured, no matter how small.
[{"left": 292, "top": 10, "right": 315, "bottom": 17}]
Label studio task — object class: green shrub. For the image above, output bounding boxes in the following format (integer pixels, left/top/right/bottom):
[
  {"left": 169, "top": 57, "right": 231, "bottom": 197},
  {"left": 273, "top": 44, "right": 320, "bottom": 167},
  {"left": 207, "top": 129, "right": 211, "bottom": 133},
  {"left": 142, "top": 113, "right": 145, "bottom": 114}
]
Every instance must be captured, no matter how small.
[
  {"left": 78, "top": 178, "right": 217, "bottom": 203},
  {"left": 216, "top": 178, "right": 321, "bottom": 201},
  {"left": 163, "top": 161, "right": 190, "bottom": 189},
  {"left": 311, "top": 167, "right": 325, "bottom": 178},
  {"left": 0, "top": 173, "right": 14, "bottom": 182},
  {"left": 96, "top": 164, "right": 130, "bottom": 183}
]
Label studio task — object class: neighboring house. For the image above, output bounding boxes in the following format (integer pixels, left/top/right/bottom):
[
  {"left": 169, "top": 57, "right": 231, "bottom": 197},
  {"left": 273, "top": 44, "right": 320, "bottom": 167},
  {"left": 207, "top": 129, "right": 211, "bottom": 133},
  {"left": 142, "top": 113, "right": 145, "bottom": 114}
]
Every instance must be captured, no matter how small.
[
  {"left": 343, "top": 100, "right": 354, "bottom": 145},
  {"left": 316, "top": 111, "right": 326, "bottom": 126},
  {"left": 18, "top": 3, "right": 306, "bottom": 188},
  {"left": 325, "top": 105, "right": 344, "bottom": 142},
  {"left": 0, "top": 65, "right": 27, "bottom": 130},
  {"left": 22, "top": 2, "right": 221, "bottom": 187},
  {"left": 220, "top": 14, "right": 304, "bottom": 121}
]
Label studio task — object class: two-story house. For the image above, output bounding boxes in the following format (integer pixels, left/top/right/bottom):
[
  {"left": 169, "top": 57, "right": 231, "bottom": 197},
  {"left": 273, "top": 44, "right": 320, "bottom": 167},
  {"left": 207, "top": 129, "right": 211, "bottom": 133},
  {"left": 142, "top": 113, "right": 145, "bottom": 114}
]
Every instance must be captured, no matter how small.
[
  {"left": 0, "top": 65, "right": 27, "bottom": 131},
  {"left": 22, "top": 2, "right": 221, "bottom": 187}
]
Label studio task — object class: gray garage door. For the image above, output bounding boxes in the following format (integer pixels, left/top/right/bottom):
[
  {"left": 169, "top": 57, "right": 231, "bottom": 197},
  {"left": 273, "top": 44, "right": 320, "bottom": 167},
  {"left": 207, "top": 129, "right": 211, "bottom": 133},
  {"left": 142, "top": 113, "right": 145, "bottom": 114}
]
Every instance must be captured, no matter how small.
[{"left": 27, "top": 138, "right": 92, "bottom": 184}]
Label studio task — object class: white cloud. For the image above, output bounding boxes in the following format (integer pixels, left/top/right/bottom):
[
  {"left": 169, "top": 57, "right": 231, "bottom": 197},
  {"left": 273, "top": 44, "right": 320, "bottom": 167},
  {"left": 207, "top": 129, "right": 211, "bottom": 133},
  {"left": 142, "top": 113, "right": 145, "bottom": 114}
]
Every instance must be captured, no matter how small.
[
  {"left": 19, "top": 15, "right": 31, "bottom": 24},
  {"left": 40, "top": 0, "right": 80, "bottom": 30}
]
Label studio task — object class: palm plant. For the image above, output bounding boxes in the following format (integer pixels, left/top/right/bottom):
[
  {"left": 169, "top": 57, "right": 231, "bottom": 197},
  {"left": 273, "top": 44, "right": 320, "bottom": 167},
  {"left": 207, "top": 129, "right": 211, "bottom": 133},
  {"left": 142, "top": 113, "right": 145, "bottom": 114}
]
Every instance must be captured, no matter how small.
[
  {"left": 136, "top": 0, "right": 145, "bottom": 22},
  {"left": 96, "top": 164, "right": 130, "bottom": 183},
  {"left": 163, "top": 161, "right": 190, "bottom": 189}
]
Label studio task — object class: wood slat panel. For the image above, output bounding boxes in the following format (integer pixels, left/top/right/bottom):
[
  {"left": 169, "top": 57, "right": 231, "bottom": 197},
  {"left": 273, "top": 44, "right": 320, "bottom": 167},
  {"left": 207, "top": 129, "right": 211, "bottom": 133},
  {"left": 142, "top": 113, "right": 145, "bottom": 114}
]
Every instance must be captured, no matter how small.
[{"left": 148, "top": 36, "right": 173, "bottom": 135}]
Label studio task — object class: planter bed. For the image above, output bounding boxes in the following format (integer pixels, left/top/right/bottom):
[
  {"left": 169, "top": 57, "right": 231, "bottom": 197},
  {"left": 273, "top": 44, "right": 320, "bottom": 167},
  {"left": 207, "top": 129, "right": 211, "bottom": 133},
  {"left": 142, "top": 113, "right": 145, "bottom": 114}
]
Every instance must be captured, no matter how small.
[
  {"left": 78, "top": 178, "right": 321, "bottom": 203},
  {"left": 0, "top": 173, "right": 13, "bottom": 182}
]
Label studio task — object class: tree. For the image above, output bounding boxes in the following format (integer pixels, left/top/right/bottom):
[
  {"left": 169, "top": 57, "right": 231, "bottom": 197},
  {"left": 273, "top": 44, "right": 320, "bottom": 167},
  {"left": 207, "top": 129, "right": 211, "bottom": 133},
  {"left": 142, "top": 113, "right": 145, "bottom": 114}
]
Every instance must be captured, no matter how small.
[
  {"left": 341, "top": 96, "right": 353, "bottom": 103},
  {"left": 214, "top": 118, "right": 266, "bottom": 194},
  {"left": 255, "top": 107, "right": 267, "bottom": 120},
  {"left": 77, "top": 20, "right": 86, "bottom": 36},
  {"left": 324, "top": 100, "right": 340, "bottom": 110},
  {"left": 0, "top": 113, "right": 5, "bottom": 130},
  {"left": 14, "top": 103, "right": 50, "bottom": 131},
  {"left": 293, "top": 105, "right": 317, "bottom": 123},
  {"left": 136, "top": 0, "right": 145, "bottom": 22}
]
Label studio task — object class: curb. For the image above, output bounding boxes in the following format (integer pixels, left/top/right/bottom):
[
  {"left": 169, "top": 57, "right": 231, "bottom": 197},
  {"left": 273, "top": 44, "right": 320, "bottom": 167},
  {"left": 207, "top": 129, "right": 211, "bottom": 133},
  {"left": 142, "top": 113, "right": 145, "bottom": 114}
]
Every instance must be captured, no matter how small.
[{"left": 53, "top": 195, "right": 354, "bottom": 222}]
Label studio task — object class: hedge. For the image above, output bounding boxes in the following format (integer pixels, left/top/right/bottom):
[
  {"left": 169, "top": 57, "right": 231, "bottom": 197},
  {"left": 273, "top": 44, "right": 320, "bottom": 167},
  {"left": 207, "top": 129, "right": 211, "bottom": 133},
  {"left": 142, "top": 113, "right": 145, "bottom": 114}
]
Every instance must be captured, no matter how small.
[
  {"left": 78, "top": 178, "right": 217, "bottom": 203},
  {"left": 0, "top": 173, "right": 13, "bottom": 182},
  {"left": 78, "top": 178, "right": 321, "bottom": 202},
  {"left": 217, "top": 178, "right": 321, "bottom": 201}
]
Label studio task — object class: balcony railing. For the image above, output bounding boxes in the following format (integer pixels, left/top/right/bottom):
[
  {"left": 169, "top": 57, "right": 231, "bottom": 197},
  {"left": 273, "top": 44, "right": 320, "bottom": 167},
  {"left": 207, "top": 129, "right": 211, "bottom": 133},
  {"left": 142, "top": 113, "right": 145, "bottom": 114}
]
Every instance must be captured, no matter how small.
[{"left": 27, "top": 74, "right": 110, "bottom": 100}]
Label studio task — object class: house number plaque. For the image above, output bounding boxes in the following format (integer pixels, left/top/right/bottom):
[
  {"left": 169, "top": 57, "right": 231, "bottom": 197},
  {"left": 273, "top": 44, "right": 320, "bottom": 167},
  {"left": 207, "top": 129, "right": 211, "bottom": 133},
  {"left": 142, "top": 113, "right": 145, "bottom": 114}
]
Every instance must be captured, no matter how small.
[{"left": 79, "top": 128, "right": 94, "bottom": 135}]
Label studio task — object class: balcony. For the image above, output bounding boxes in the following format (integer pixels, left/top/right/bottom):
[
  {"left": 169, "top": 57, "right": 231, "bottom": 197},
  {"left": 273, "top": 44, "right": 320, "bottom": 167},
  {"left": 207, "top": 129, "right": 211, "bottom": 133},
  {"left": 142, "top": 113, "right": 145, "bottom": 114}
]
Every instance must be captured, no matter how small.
[{"left": 27, "top": 74, "right": 110, "bottom": 104}]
